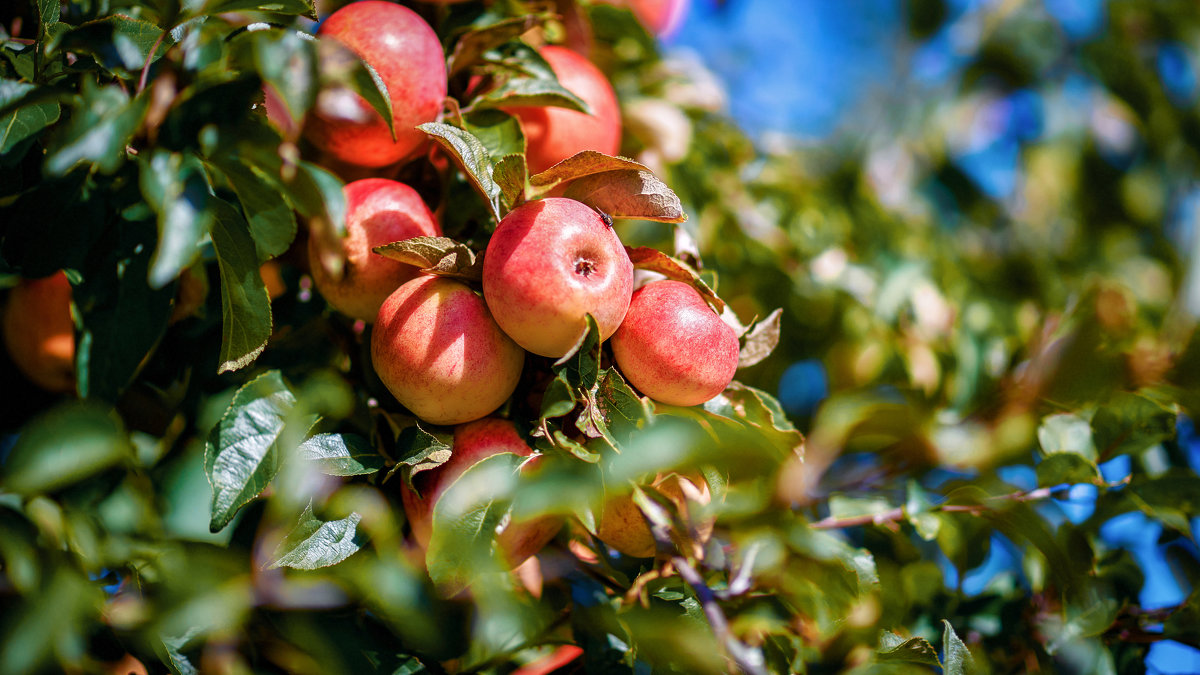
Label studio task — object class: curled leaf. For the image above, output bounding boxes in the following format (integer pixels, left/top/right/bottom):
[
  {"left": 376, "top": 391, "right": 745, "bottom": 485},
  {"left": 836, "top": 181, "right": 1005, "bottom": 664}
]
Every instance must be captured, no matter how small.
[
  {"left": 738, "top": 308, "right": 783, "bottom": 368},
  {"left": 373, "top": 236, "right": 483, "bottom": 282},
  {"left": 626, "top": 246, "right": 725, "bottom": 312},
  {"left": 447, "top": 15, "right": 546, "bottom": 77},
  {"left": 528, "top": 150, "right": 649, "bottom": 189},
  {"left": 561, "top": 169, "right": 685, "bottom": 223}
]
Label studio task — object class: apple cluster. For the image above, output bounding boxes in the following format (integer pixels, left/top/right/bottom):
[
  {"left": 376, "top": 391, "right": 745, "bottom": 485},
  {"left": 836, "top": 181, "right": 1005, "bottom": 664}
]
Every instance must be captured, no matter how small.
[{"left": 288, "top": 1, "right": 740, "bottom": 566}]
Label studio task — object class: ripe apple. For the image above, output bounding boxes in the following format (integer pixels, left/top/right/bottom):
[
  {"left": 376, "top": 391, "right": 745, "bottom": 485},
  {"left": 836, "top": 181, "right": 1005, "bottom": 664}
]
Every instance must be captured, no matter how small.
[
  {"left": 308, "top": 178, "right": 441, "bottom": 323},
  {"left": 610, "top": 280, "right": 739, "bottom": 406},
  {"left": 401, "top": 417, "right": 562, "bottom": 567},
  {"left": 2, "top": 271, "right": 75, "bottom": 393},
  {"left": 372, "top": 275, "right": 524, "bottom": 425},
  {"left": 482, "top": 198, "right": 634, "bottom": 358},
  {"left": 305, "top": 1, "right": 447, "bottom": 168},
  {"left": 622, "top": 0, "right": 690, "bottom": 38},
  {"left": 594, "top": 473, "right": 711, "bottom": 557},
  {"left": 504, "top": 45, "right": 622, "bottom": 175}
]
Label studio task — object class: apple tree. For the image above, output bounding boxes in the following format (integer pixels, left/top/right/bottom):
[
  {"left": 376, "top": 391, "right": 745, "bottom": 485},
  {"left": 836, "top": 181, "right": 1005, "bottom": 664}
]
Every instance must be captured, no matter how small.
[{"left": 1, "top": 0, "right": 1199, "bottom": 673}]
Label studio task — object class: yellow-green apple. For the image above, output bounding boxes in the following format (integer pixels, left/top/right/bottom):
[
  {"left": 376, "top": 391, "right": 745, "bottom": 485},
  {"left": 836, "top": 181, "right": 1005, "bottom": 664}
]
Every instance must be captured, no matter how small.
[
  {"left": 504, "top": 45, "right": 622, "bottom": 174},
  {"left": 372, "top": 276, "right": 524, "bottom": 425},
  {"left": 308, "top": 178, "right": 440, "bottom": 322},
  {"left": 482, "top": 198, "right": 633, "bottom": 358},
  {"left": 594, "top": 473, "right": 711, "bottom": 557},
  {"left": 305, "top": 1, "right": 446, "bottom": 168},
  {"left": 2, "top": 271, "right": 75, "bottom": 393},
  {"left": 611, "top": 280, "right": 739, "bottom": 406},
  {"left": 401, "top": 417, "right": 562, "bottom": 567}
]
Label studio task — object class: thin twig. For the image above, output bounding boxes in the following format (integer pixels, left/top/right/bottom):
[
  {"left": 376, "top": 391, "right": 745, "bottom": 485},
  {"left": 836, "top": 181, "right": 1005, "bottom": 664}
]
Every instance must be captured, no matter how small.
[
  {"left": 809, "top": 484, "right": 1081, "bottom": 530},
  {"left": 673, "top": 556, "right": 767, "bottom": 675},
  {"left": 137, "top": 28, "right": 169, "bottom": 94}
]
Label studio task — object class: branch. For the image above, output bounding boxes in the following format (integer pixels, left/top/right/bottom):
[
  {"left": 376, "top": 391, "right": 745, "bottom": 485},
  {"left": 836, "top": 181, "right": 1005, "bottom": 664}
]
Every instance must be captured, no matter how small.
[
  {"left": 672, "top": 556, "right": 767, "bottom": 675},
  {"left": 810, "top": 485, "right": 1062, "bottom": 530}
]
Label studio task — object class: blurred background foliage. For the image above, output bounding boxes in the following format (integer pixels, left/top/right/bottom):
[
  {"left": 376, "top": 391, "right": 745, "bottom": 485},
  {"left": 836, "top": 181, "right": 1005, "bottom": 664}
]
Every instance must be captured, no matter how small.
[{"left": 1, "top": 0, "right": 1200, "bottom": 673}]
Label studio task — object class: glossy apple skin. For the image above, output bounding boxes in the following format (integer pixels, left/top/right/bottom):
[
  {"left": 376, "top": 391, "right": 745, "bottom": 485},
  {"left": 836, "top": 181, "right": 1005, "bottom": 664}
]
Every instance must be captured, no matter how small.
[
  {"left": 372, "top": 276, "right": 524, "bottom": 425},
  {"left": 308, "top": 178, "right": 440, "bottom": 322},
  {"left": 401, "top": 418, "right": 562, "bottom": 567},
  {"left": 611, "top": 280, "right": 739, "bottom": 406},
  {"left": 595, "top": 473, "right": 711, "bottom": 557},
  {"left": 305, "top": 1, "right": 447, "bottom": 168},
  {"left": 483, "top": 198, "right": 634, "bottom": 358},
  {"left": 505, "top": 46, "right": 622, "bottom": 175},
  {"left": 2, "top": 271, "right": 75, "bottom": 393}
]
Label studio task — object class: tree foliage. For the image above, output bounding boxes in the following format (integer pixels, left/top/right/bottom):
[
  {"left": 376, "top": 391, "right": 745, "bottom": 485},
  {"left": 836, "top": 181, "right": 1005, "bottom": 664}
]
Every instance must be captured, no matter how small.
[{"left": 1, "top": 0, "right": 1199, "bottom": 673}]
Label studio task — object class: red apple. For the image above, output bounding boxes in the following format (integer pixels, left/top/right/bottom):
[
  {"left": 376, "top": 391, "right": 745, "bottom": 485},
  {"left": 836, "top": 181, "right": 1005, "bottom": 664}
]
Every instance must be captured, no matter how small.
[
  {"left": 2, "top": 271, "right": 75, "bottom": 393},
  {"left": 401, "top": 417, "right": 562, "bottom": 567},
  {"left": 504, "top": 46, "right": 622, "bottom": 175},
  {"left": 611, "top": 280, "right": 739, "bottom": 406},
  {"left": 308, "top": 178, "right": 441, "bottom": 323},
  {"left": 372, "top": 275, "right": 524, "bottom": 425},
  {"left": 482, "top": 198, "right": 634, "bottom": 358},
  {"left": 305, "top": 1, "right": 447, "bottom": 168}
]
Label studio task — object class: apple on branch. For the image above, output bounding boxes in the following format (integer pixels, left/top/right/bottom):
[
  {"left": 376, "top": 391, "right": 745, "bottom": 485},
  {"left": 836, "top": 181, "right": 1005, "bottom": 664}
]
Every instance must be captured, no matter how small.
[
  {"left": 401, "top": 417, "right": 562, "bottom": 568},
  {"left": 2, "top": 271, "right": 75, "bottom": 394},
  {"left": 483, "top": 197, "right": 634, "bottom": 358},
  {"left": 372, "top": 275, "right": 524, "bottom": 426},
  {"left": 305, "top": 1, "right": 447, "bottom": 168},
  {"left": 611, "top": 279, "right": 740, "bottom": 406},
  {"left": 504, "top": 46, "right": 623, "bottom": 175},
  {"left": 308, "top": 178, "right": 441, "bottom": 323}
]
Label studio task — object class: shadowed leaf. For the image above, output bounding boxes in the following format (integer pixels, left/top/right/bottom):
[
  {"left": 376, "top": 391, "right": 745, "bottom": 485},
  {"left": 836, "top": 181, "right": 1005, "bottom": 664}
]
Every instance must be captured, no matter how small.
[{"left": 373, "top": 236, "right": 483, "bottom": 282}]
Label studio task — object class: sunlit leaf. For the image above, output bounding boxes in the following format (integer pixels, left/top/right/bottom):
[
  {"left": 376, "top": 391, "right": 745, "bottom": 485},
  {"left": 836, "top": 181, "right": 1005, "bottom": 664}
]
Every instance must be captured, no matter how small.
[
  {"left": 373, "top": 236, "right": 483, "bottom": 282},
  {"left": 269, "top": 502, "right": 363, "bottom": 570},
  {"left": 625, "top": 246, "right": 725, "bottom": 311},
  {"left": 205, "top": 371, "right": 298, "bottom": 532},
  {"left": 561, "top": 169, "right": 686, "bottom": 223},
  {"left": 738, "top": 308, "right": 783, "bottom": 368},
  {"left": 297, "top": 433, "right": 383, "bottom": 477},
  {"left": 875, "top": 630, "right": 941, "bottom": 668}
]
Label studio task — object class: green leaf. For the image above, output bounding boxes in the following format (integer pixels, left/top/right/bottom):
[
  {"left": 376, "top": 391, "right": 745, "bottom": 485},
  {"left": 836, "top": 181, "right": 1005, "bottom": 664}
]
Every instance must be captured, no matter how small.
[
  {"left": 0, "top": 509, "right": 39, "bottom": 593},
  {"left": 596, "top": 367, "right": 651, "bottom": 444},
  {"left": 297, "top": 433, "right": 384, "bottom": 476},
  {"left": 204, "top": 370, "right": 298, "bottom": 532},
  {"left": 561, "top": 169, "right": 686, "bottom": 223},
  {"left": 0, "top": 566, "right": 102, "bottom": 675},
  {"left": 37, "top": 0, "right": 60, "bottom": 34},
  {"left": 463, "top": 108, "right": 525, "bottom": 159},
  {"left": 905, "top": 480, "right": 941, "bottom": 540},
  {"left": 539, "top": 371, "right": 577, "bottom": 422},
  {"left": 0, "top": 80, "right": 61, "bottom": 154},
  {"left": 75, "top": 218, "right": 174, "bottom": 402},
  {"left": 1091, "top": 391, "right": 1175, "bottom": 458},
  {"left": 45, "top": 79, "right": 147, "bottom": 175},
  {"left": 317, "top": 37, "right": 394, "bottom": 140},
  {"left": 1037, "top": 412, "right": 1096, "bottom": 460},
  {"left": 51, "top": 16, "right": 169, "bottom": 76},
  {"left": 269, "top": 502, "right": 363, "bottom": 570},
  {"left": 159, "top": 628, "right": 200, "bottom": 675},
  {"left": 1036, "top": 453, "right": 1101, "bottom": 487},
  {"left": 875, "top": 630, "right": 940, "bottom": 668},
  {"left": 425, "top": 452, "right": 523, "bottom": 592},
  {"left": 493, "top": 153, "right": 527, "bottom": 212},
  {"left": 208, "top": 158, "right": 297, "bottom": 261},
  {"left": 140, "top": 151, "right": 215, "bottom": 288},
  {"left": 476, "top": 73, "right": 591, "bottom": 114},
  {"left": 372, "top": 236, "right": 483, "bottom": 282},
  {"left": 0, "top": 402, "right": 131, "bottom": 495},
  {"left": 209, "top": 198, "right": 273, "bottom": 374},
  {"left": 383, "top": 423, "right": 453, "bottom": 493},
  {"left": 196, "top": 0, "right": 316, "bottom": 20},
  {"left": 446, "top": 16, "right": 546, "bottom": 77},
  {"left": 555, "top": 313, "right": 602, "bottom": 390},
  {"left": 1128, "top": 474, "right": 1200, "bottom": 534},
  {"left": 233, "top": 27, "right": 317, "bottom": 131},
  {"left": 418, "top": 122, "right": 501, "bottom": 224},
  {"left": 941, "top": 620, "right": 975, "bottom": 675}
]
